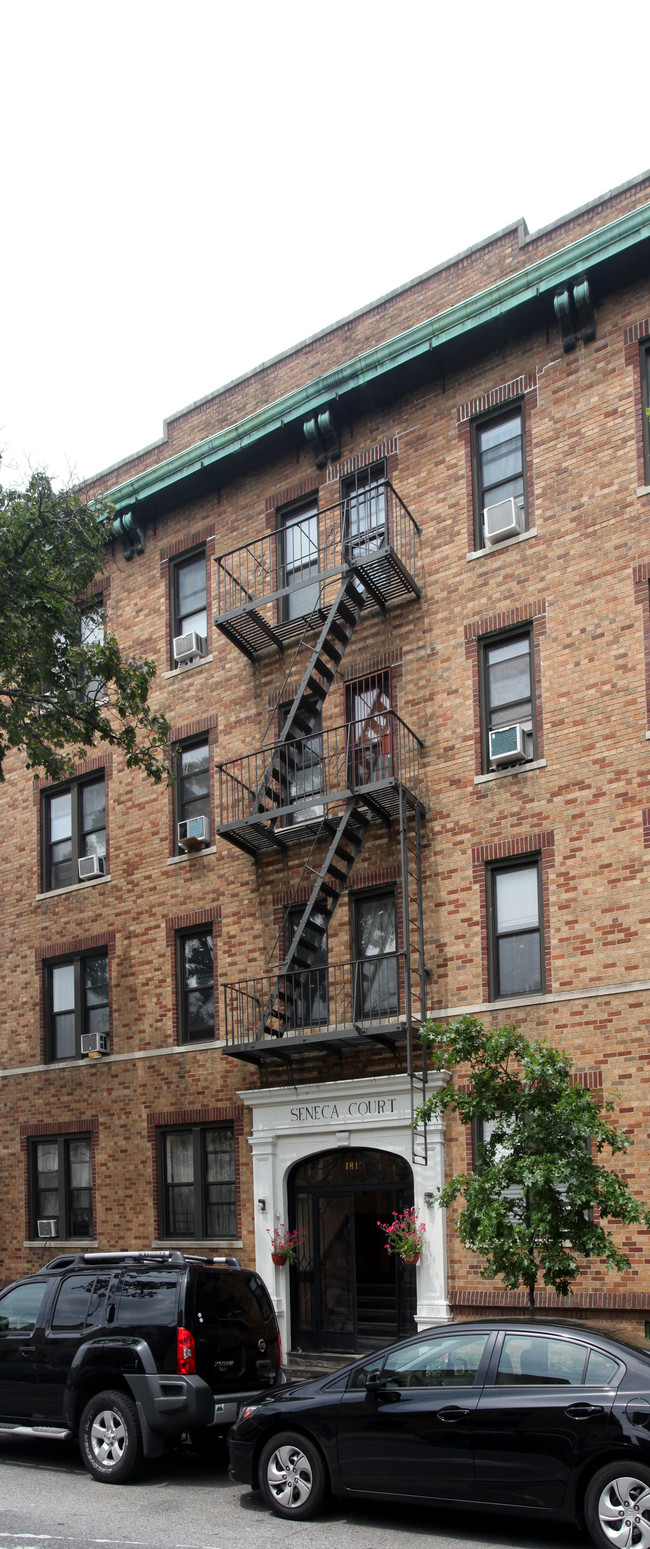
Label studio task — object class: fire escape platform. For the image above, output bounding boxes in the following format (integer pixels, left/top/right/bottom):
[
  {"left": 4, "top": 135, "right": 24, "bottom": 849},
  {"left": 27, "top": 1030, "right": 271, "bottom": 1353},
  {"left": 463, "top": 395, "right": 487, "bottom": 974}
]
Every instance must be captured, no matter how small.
[{"left": 221, "top": 1010, "right": 417, "bottom": 1067}]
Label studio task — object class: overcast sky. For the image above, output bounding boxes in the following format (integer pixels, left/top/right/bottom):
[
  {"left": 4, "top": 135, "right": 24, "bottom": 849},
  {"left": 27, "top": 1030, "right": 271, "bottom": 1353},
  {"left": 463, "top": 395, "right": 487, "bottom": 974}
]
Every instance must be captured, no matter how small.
[{"left": 1, "top": 0, "right": 646, "bottom": 489}]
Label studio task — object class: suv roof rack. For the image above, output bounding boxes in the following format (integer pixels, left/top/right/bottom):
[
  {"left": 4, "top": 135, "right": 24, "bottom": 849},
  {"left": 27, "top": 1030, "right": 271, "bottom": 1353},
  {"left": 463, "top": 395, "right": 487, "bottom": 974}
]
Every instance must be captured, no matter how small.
[{"left": 44, "top": 1250, "right": 243, "bottom": 1271}]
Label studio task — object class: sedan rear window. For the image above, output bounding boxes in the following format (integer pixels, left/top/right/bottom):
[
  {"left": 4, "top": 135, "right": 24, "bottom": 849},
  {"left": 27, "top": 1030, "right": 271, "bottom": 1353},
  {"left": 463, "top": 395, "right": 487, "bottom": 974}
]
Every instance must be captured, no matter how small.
[{"left": 496, "top": 1333, "right": 588, "bottom": 1386}]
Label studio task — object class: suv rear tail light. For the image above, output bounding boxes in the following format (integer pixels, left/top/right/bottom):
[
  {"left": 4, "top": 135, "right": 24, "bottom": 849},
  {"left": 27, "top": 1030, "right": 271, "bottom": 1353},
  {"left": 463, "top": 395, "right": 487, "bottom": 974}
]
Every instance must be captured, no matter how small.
[{"left": 177, "top": 1326, "right": 196, "bottom": 1375}]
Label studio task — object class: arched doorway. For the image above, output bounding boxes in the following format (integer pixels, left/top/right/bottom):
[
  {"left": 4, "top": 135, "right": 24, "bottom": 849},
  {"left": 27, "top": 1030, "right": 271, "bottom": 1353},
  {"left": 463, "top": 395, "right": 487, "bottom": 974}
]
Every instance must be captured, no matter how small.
[{"left": 288, "top": 1147, "right": 416, "bottom": 1352}]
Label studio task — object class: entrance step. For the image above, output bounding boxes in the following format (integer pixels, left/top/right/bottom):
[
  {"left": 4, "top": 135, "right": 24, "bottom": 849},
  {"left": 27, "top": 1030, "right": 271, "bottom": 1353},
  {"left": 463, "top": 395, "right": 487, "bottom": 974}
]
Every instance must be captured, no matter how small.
[{"left": 283, "top": 1350, "right": 363, "bottom": 1383}]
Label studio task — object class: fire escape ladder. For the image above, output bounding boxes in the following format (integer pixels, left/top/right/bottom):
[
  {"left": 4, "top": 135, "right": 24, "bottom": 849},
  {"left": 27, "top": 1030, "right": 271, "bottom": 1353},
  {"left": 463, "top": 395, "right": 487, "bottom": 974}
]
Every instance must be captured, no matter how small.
[
  {"left": 250, "top": 576, "right": 365, "bottom": 819},
  {"left": 259, "top": 798, "right": 371, "bottom": 1039},
  {"left": 398, "top": 788, "right": 428, "bottom": 1165}
]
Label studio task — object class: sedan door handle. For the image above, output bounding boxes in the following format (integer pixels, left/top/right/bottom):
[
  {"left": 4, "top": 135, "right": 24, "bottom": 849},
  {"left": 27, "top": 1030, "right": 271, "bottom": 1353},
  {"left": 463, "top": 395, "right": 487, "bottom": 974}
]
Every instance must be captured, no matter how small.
[
  {"left": 438, "top": 1406, "right": 470, "bottom": 1422},
  {"left": 19, "top": 1346, "right": 36, "bottom": 1357},
  {"left": 564, "top": 1403, "right": 604, "bottom": 1418}
]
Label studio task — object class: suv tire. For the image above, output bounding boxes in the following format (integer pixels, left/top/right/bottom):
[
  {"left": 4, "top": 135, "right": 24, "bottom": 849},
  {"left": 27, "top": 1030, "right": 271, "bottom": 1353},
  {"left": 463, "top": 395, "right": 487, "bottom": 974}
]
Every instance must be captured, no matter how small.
[
  {"left": 79, "top": 1389, "right": 143, "bottom": 1484},
  {"left": 258, "top": 1430, "right": 328, "bottom": 1519},
  {"left": 584, "top": 1461, "right": 650, "bottom": 1549}
]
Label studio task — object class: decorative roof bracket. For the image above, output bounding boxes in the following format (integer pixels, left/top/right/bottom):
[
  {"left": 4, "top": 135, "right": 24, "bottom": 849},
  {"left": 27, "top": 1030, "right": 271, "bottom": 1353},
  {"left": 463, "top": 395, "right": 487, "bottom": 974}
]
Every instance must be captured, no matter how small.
[
  {"left": 303, "top": 409, "right": 341, "bottom": 468},
  {"left": 113, "top": 509, "right": 145, "bottom": 560},
  {"left": 553, "top": 276, "right": 596, "bottom": 353}
]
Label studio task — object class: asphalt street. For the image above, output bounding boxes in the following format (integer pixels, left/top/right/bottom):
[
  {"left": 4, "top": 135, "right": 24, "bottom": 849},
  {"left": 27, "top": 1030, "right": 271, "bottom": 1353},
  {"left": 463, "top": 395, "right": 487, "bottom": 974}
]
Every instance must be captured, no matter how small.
[{"left": 0, "top": 1433, "right": 594, "bottom": 1549}]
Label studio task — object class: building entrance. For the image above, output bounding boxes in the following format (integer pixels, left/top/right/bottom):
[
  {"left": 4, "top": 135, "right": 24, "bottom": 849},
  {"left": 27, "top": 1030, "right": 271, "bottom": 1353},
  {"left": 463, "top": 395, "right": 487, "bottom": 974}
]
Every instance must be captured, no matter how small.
[{"left": 288, "top": 1147, "right": 416, "bottom": 1352}]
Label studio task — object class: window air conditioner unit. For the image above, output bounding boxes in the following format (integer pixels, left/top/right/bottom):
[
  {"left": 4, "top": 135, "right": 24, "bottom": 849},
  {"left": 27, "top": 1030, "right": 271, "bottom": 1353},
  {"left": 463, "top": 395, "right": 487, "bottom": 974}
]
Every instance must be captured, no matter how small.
[
  {"left": 178, "top": 816, "right": 210, "bottom": 852},
  {"left": 81, "top": 1031, "right": 110, "bottom": 1056},
  {"left": 173, "top": 631, "right": 206, "bottom": 666},
  {"left": 37, "top": 1219, "right": 59, "bottom": 1239},
  {"left": 78, "top": 854, "right": 106, "bottom": 881},
  {"left": 483, "top": 497, "right": 525, "bottom": 546},
  {"left": 489, "top": 723, "right": 527, "bottom": 767}
]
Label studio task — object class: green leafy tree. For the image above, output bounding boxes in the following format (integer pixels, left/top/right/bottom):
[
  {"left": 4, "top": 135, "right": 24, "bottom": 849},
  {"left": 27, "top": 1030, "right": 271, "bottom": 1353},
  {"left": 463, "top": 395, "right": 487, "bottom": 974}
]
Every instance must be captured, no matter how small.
[
  {"left": 0, "top": 473, "right": 170, "bottom": 783},
  {"left": 416, "top": 1015, "right": 650, "bottom": 1313}
]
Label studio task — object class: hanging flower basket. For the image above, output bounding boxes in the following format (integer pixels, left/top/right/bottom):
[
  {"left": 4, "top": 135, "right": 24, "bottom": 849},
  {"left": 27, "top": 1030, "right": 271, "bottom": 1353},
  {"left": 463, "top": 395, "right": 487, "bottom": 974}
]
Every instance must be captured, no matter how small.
[
  {"left": 267, "top": 1224, "right": 304, "bottom": 1267},
  {"left": 377, "top": 1206, "right": 426, "bottom": 1263}
]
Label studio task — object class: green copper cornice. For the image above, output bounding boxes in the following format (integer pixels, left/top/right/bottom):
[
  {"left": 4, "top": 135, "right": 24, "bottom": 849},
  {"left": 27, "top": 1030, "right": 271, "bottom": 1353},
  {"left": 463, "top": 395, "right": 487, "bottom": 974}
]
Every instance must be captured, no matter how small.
[{"left": 107, "top": 200, "right": 650, "bottom": 515}]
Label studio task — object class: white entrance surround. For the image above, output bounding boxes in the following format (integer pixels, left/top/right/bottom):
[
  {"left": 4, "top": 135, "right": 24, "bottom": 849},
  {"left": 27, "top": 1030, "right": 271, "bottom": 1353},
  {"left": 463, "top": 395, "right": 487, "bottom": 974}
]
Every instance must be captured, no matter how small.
[{"left": 241, "top": 1071, "right": 451, "bottom": 1355}]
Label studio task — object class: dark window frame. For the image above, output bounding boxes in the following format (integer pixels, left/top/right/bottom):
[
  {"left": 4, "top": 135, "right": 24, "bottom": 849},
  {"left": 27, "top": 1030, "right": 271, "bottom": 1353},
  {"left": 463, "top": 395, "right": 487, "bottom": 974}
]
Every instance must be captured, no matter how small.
[
  {"left": 285, "top": 904, "right": 329, "bottom": 1027},
  {"left": 341, "top": 458, "right": 388, "bottom": 556},
  {"left": 486, "top": 856, "right": 544, "bottom": 1002},
  {"left": 471, "top": 402, "right": 528, "bottom": 551},
  {"left": 278, "top": 494, "right": 321, "bottom": 624},
  {"left": 170, "top": 545, "right": 208, "bottom": 662},
  {"left": 42, "top": 773, "right": 107, "bottom": 893},
  {"left": 158, "top": 1122, "right": 237, "bottom": 1241},
  {"left": 345, "top": 668, "right": 394, "bottom": 786},
  {"left": 350, "top": 883, "right": 400, "bottom": 1020},
  {"left": 175, "top": 925, "right": 215, "bottom": 1044},
  {"left": 44, "top": 948, "right": 110, "bottom": 1062},
  {"left": 173, "top": 736, "right": 211, "bottom": 852},
  {"left": 478, "top": 626, "right": 536, "bottom": 773},
  {"left": 29, "top": 1132, "right": 93, "bottom": 1240},
  {"left": 641, "top": 342, "right": 650, "bottom": 484}
]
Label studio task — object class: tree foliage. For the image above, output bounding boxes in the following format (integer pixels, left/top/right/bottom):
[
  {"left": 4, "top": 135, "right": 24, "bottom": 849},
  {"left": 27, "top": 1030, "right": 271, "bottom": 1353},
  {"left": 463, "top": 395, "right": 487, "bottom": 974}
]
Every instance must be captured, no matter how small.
[
  {"left": 0, "top": 473, "right": 170, "bottom": 784},
  {"left": 416, "top": 1015, "right": 650, "bottom": 1309}
]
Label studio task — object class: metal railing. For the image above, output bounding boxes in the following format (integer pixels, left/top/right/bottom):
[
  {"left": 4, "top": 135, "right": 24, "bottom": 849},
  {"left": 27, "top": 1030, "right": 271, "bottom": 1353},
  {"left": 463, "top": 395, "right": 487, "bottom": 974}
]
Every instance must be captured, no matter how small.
[
  {"left": 223, "top": 953, "right": 425, "bottom": 1049},
  {"left": 217, "top": 711, "right": 422, "bottom": 830},
  {"left": 214, "top": 481, "right": 420, "bottom": 621}
]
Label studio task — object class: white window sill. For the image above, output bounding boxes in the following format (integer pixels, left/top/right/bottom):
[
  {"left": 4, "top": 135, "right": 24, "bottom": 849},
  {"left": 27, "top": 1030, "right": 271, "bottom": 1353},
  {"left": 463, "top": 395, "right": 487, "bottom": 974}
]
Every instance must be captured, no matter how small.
[
  {"left": 637, "top": 485, "right": 650, "bottom": 498},
  {"left": 36, "top": 874, "right": 111, "bottom": 901},
  {"left": 645, "top": 730, "right": 650, "bottom": 741},
  {"left": 167, "top": 846, "right": 217, "bottom": 865},
  {"left": 164, "top": 654, "right": 213, "bottom": 679},
  {"left": 475, "top": 757, "right": 547, "bottom": 786},
  {"left": 467, "top": 527, "right": 537, "bottom": 561},
  {"left": 23, "top": 1239, "right": 98, "bottom": 1249}
]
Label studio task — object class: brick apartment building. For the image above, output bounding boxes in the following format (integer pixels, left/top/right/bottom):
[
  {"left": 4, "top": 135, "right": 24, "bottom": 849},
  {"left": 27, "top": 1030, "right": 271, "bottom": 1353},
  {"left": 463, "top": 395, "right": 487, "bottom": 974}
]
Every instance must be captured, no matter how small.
[{"left": 2, "top": 171, "right": 650, "bottom": 1352}]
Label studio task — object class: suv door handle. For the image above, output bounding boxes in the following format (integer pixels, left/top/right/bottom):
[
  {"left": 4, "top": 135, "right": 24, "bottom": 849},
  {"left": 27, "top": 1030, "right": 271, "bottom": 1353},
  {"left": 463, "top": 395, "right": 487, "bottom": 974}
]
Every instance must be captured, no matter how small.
[
  {"left": 19, "top": 1346, "right": 36, "bottom": 1357},
  {"left": 565, "top": 1403, "right": 604, "bottom": 1419},
  {"left": 438, "top": 1406, "right": 470, "bottom": 1422}
]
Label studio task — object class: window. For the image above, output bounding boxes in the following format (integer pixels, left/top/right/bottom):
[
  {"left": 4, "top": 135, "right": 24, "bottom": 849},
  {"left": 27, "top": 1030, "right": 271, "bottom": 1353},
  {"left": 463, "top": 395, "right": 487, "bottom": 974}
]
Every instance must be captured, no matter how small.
[
  {"left": 46, "top": 952, "right": 109, "bottom": 1060},
  {"left": 279, "top": 705, "right": 323, "bottom": 822},
  {"left": 175, "top": 740, "right": 211, "bottom": 850},
  {"left": 495, "top": 1333, "right": 589, "bottom": 1387},
  {"left": 172, "top": 550, "right": 207, "bottom": 653},
  {"left": 159, "top": 1125, "right": 236, "bottom": 1239},
  {"left": 177, "top": 928, "right": 215, "bottom": 1043},
  {"left": 0, "top": 1281, "right": 48, "bottom": 1332},
  {"left": 382, "top": 1331, "right": 489, "bottom": 1388},
  {"left": 30, "top": 1134, "right": 93, "bottom": 1238},
  {"left": 641, "top": 343, "right": 650, "bottom": 483},
  {"left": 280, "top": 498, "right": 320, "bottom": 622},
  {"left": 342, "top": 459, "right": 387, "bottom": 560},
  {"left": 352, "top": 888, "right": 398, "bottom": 1020},
  {"left": 285, "top": 905, "right": 328, "bottom": 1027},
  {"left": 44, "top": 776, "right": 106, "bottom": 891},
  {"left": 488, "top": 860, "right": 543, "bottom": 999},
  {"left": 79, "top": 601, "right": 105, "bottom": 702},
  {"left": 480, "top": 630, "right": 535, "bottom": 771},
  {"left": 345, "top": 670, "right": 393, "bottom": 787},
  {"left": 473, "top": 407, "right": 526, "bottom": 549}
]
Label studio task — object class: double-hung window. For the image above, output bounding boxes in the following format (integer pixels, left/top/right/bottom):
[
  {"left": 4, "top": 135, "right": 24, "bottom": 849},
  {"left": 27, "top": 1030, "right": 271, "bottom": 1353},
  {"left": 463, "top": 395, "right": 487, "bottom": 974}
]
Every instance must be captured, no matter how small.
[
  {"left": 353, "top": 888, "right": 399, "bottom": 1020},
  {"left": 175, "top": 740, "right": 211, "bottom": 850},
  {"left": 488, "top": 860, "right": 543, "bottom": 1000},
  {"left": 285, "top": 905, "right": 328, "bottom": 1027},
  {"left": 44, "top": 776, "right": 106, "bottom": 890},
  {"left": 177, "top": 928, "right": 215, "bottom": 1042},
  {"left": 342, "top": 459, "right": 387, "bottom": 561},
  {"left": 172, "top": 550, "right": 208, "bottom": 655},
  {"left": 345, "top": 670, "right": 393, "bottom": 788},
  {"left": 280, "top": 498, "right": 320, "bottom": 622},
  {"left": 160, "top": 1125, "right": 236, "bottom": 1239},
  {"left": 480, "top": 630, "right": 534, "bottom": 771},
  {"left": 79, "top": 601, "right": 105, "bottom": 702},
  {"left": 31, "top": 1134, "right": 93, "bottom": 1239},
  {"left": 473, "top": 408, "right": 526, "bottom": 548},
  {"left": 47, "top": 952, "right": 109, "bottom": 1061},
  {"left": 279, "top": 705, "right": 323, "bottom": 823},
  {"left": 641, "top": 342, "right": 650, "bottom": 483}
]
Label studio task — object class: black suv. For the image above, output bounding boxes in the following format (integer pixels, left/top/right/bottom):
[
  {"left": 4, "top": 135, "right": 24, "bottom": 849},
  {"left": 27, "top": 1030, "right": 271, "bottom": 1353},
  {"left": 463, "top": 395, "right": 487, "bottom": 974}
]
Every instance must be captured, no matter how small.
[{"left": 0, "top": 1249, "right": 283, "bottom": 1483}]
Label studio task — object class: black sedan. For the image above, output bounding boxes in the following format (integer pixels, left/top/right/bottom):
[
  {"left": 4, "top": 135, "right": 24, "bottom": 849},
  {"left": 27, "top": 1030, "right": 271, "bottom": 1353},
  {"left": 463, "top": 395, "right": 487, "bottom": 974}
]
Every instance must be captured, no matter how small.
[{"left": 229, "top": 1318, "right": 650, "bottom": 1548}]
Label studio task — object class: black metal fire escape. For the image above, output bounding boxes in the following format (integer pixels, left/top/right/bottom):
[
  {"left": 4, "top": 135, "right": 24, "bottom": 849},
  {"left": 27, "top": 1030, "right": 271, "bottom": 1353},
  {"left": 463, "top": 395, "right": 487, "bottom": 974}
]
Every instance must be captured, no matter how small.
[{"left": 213, "top": 481, "right": 428, "bottom": 1161}]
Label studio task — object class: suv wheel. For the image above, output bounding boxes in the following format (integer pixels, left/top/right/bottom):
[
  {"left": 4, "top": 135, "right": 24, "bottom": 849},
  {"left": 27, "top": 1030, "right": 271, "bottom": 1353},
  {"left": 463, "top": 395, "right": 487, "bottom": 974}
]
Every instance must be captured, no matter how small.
[
  {"left": 258, "top": 1430, "right": 328, "bottom": 1519},
  {"left": 79, "top": 1389, "right": 143, "bottom": 1484},
  {"left": 585, "top": 1462, "right": 650, "bottom": 1549}
]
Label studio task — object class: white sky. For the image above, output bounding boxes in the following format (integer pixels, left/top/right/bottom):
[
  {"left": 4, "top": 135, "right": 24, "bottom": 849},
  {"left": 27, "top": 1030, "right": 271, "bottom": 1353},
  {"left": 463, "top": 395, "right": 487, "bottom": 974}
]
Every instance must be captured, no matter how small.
[{"left": 1, "top": 0, "right": 647, "bottom": 489}]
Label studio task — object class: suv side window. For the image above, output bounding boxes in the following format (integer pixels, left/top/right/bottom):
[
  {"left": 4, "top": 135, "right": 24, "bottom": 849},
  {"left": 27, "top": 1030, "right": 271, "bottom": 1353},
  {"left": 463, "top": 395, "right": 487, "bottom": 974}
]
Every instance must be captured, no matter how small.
[
  {"left": 51, "top": 1272, "right": 99, "bottom": 1330},
  {"left": 115, "top": 1272, "right": 179, "bottom": 1327},
  {"left": 0, "top": 1281, "right": 48, "bottom": 1332}
]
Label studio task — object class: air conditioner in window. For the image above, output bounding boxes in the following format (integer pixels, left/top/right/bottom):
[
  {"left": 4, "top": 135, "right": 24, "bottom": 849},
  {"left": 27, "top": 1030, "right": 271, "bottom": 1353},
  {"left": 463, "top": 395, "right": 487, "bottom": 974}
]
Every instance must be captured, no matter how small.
[
  {"left": 37, "top": 1219, "right": 59, "bottom": 1239},
  {"left": 483, "top": 497, "right": 525, "bottom": 546},
  {"left": 81, "top": 1031, "right": 110, "bottom": 1056},
  {"left": 178, "top": 816, "right": 210, "bottom": 852},
  {"left": 78, "top": 854, "right": 106, "bottom": 881},
  {"left": 173, "top": 631, "right": 206, "bottom": 666},
  {"left": 489, "top": 723, "right": 528, "bottom": 766}
]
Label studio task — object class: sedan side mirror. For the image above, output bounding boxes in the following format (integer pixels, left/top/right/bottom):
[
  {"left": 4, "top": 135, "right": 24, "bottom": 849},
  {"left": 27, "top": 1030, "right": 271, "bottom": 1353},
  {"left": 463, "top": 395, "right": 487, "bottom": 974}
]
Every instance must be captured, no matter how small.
[{"left": 364, "top": 1370, "right": 382, "bottom": 1404}]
